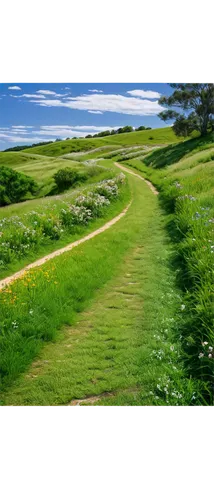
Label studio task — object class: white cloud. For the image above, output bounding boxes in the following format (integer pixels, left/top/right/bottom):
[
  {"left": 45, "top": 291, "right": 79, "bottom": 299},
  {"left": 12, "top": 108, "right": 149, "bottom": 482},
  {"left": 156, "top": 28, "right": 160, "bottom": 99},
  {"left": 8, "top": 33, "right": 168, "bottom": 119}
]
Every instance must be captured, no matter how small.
[
  {"left": 88, "top": 89, "right": 103, "bottom": 93},
  {"left": 36, "top": 90, "right": 56, "bottom": 95},
  {"left": 36, "top": 90, "right": 68, "bottom": 97},
  {"left": 1, "top": 135, "right": 53, "bottom": 143},
  {"left": 40, "top": 125, "right": 119, "bottom": 132},
  {"left": 88, "top": 110, "right": 103, "bottom": 114},
  {"left": 127, "top": 89, "right": 161, "bottom": 99},
  {"left": 8, "top": 86, "right": 21, "bottom": 90},
  {"left": 12, "top": 125, "right": 34, "bottom": 129},
  {"left": 11, "top": 94, "right": 46, "bottom": 99},
  {"left": 22, "top": 94, "right": 46, "bottom": 99},
  {"left": 30, "top": 93, "right": 164, "bottom": 116}
]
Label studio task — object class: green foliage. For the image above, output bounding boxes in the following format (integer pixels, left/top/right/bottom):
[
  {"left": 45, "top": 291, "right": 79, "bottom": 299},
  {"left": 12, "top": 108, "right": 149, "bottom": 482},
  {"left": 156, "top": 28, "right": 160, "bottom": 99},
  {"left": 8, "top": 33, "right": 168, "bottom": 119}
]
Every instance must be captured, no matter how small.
[
  {"left": 53, "top": 168, "right": 79, "bottom": 191},
  {"left": 117, "top": 126, "right": 133, "bottom": 134},
  {"left": 0, "top": 165, "right": 38, "bottom": 206},
  {"left": 159, "top": 83, "right": 214, "bottom": 137}
]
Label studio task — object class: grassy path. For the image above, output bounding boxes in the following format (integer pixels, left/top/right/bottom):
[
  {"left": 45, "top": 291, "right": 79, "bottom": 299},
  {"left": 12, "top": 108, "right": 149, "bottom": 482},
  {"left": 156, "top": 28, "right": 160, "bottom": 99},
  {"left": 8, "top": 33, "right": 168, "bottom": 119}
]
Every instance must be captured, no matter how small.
[{"left": 2, "top": 170, "right": 182, "bottom": 406}]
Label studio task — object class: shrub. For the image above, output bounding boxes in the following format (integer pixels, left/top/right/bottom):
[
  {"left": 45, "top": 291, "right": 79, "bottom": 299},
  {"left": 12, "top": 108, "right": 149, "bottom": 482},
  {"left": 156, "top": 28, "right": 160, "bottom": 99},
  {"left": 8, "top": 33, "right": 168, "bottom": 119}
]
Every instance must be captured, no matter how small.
[
  {"left": 53, "top": 168, "right": 79, "bottom": 191},
  {"left": 75, "top": 193, "right": 110, "bottom": 217},
  {"left": 0, "top": 166, "right": 38, "bottom": 206},
  {"left": 95, "top": 179, "right": 119, "bottom": 199},
  {"left": 60, "top": 205, "right": 92, "bottom": 227}
]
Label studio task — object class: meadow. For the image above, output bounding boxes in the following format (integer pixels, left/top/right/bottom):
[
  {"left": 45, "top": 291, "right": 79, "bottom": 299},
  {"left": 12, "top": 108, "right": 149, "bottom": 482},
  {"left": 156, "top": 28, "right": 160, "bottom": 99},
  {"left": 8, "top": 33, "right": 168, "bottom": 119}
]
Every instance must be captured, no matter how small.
[{"left": 0, "top": 128, "right": 213, "bottom": 405}]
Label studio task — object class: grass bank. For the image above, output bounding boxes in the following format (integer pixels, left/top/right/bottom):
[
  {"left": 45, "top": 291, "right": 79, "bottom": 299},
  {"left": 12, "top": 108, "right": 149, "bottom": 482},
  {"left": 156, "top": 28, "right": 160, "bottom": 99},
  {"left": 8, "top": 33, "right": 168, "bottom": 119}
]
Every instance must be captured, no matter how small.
[{"left": 124, "top": 135, "right": 214, "bottom": 403}]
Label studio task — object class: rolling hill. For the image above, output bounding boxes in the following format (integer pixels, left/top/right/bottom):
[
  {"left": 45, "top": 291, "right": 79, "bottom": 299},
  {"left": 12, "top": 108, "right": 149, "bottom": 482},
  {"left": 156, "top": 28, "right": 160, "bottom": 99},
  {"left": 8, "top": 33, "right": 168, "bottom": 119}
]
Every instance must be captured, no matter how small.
[{"left": 19, "top": 127, "right": 184, "bottom": 157}]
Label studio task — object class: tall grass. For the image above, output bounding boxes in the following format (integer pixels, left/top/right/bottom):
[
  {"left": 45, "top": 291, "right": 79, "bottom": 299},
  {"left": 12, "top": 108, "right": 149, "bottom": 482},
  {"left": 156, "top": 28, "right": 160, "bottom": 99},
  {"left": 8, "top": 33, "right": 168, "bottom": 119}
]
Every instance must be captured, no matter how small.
[{"left": 125, "top": 137, "right": 214, "bottom": 403}]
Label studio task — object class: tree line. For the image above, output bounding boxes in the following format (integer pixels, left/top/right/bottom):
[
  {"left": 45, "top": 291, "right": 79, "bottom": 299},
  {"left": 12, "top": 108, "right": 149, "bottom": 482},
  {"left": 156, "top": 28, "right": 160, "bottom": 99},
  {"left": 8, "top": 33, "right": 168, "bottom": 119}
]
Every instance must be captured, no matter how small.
[{"left": 84, "top": 125, "right": 151, "bottom": 138}]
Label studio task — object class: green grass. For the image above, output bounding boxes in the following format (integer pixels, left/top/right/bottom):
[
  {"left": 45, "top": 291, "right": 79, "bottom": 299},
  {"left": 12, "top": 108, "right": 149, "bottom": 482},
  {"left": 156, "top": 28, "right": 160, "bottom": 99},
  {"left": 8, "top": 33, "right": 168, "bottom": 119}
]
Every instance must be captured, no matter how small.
[
  {"left": 0, "top": 167, "right": 124, "bottom": 279},
  {"left": 21, "top": 138, "right": 110, "bottom": 157},
  {"left": 124, "top": 136, "right": 214, "bottom": 401},
  {"left": 0, "top": 151, "right": 107, "bottom": 197},
  {"left": 62, "top": 145, "right": 121, "bottom": 161},
  {"left": 0, "top": 172, "right": 201, "bottom": 406},
  {"left": 20, "top": 127, "right": 183, "bottom": 157}
]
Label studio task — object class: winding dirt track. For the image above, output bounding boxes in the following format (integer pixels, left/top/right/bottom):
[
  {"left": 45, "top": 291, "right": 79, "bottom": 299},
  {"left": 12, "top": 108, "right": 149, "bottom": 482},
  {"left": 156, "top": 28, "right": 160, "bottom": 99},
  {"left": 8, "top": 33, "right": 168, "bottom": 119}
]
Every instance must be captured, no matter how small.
[
  {"left": 0, "top": 162, "right": 158, "bottom": 290},
  {"left": 114, "top": 162, "right": 159, "bottom": 195}
]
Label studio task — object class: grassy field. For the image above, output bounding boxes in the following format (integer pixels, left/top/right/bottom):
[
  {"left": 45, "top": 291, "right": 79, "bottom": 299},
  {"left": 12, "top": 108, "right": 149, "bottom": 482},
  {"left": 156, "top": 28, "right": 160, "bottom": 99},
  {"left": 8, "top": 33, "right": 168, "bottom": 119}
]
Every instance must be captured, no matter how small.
[
  {"left": 0, "top": 128, "right": 213, "bottom": 406},
  {"left": 21, "top": 127, "right": 183, "bottom": 157}
]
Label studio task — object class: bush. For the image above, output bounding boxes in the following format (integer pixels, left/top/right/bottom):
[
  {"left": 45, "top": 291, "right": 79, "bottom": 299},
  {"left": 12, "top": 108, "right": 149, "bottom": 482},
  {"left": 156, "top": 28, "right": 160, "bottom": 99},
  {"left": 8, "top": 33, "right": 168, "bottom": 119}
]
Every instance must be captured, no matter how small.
[
  {"left": 75, "top": 193, "right": 110, "bottom": 217},
  {"left": 94, "top": 179, "right": 119, "bottom": 199},
  {"left": 53, "top": 168, "right": 79, "bottom": 191},
  {"left": 0, "top": 166, "right": 38, "bottom": 206},
  {"left": 60, "top": 205, "right": 92, "bottom": 227}
]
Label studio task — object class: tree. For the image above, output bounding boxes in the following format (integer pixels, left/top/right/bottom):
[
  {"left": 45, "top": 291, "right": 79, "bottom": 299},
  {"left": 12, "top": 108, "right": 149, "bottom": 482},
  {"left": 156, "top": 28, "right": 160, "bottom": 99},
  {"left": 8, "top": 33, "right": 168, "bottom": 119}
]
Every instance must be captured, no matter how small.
[{"left": 158, "top": 84, "right": 214, "bottom": 136}]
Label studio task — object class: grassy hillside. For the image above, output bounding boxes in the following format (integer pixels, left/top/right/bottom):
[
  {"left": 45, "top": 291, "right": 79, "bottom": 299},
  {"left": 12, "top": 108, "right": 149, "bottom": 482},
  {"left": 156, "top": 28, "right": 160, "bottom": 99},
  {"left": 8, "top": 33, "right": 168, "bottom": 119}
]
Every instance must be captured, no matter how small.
[
  {"left": 21, "top": 127, "right": 183, "bottom": 157},
  {"left": 22, "top": 138, "right": 110, "bottom": 157},
  {"left": 124, "top": 133, "right": 214, "bottom": 401},
  {"left": 0, "top": 151, "right": 106, "bottom": 197}
]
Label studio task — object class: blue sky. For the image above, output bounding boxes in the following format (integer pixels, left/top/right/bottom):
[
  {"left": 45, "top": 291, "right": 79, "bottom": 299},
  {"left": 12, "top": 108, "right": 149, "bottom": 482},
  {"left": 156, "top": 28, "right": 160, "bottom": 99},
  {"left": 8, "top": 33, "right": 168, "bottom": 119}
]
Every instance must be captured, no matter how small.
[{"left": 0, "top": 83, "right": 173, "bottom": 150}]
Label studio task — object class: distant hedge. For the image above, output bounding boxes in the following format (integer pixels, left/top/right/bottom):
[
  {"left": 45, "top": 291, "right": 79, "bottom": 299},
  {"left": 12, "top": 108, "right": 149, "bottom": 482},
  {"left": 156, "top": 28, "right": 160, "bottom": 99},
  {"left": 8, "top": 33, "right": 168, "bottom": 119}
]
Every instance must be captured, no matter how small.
[{"left": 0, "top": 165, "right": 38, "bottom": 206}]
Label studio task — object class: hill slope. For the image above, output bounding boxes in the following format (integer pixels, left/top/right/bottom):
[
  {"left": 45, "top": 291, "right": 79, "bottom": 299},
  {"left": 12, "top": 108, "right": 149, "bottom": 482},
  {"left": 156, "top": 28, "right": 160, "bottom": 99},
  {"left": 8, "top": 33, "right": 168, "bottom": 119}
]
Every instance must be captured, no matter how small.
[
  {"left": 0, "top": 151, "right": 97, "bottom": 196},
  {"left": 20, "top": 127, "right": 183, "bottom": 157}
]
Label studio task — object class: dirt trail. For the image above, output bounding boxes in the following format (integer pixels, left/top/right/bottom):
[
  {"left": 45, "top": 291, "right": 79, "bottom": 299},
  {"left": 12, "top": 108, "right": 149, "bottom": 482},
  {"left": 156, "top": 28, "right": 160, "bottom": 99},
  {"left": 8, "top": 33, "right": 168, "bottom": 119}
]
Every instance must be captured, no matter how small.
[
  {"left": 0, "top": 202, "right": 132, "bottom": 290},
  {"left": 114, "top": 162, "right": 159, "bottom": 195}
]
